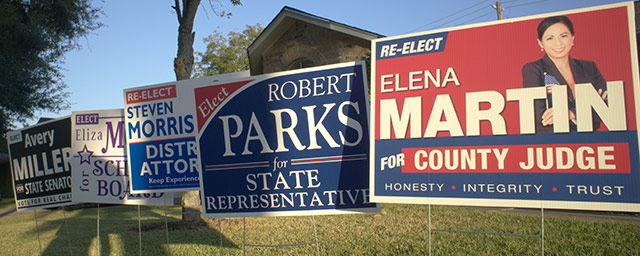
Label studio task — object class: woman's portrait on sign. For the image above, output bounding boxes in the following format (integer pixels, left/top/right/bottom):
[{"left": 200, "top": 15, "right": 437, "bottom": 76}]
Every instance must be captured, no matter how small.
[{"left": 522, "top": 15, "right": 608, "bottom": 133}]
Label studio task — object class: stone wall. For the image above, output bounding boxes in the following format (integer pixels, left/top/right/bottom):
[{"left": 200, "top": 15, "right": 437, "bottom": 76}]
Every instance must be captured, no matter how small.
[{"left": 260, "top": 20, "right": 371, "bottom": 74}]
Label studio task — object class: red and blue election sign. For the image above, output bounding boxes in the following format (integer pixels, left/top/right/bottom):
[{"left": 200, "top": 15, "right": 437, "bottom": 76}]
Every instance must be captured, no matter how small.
[
  {"left": 370, "top": 2, "right": 640, "bottom": 212},
  {"left": 194, "top": 62, "right": 377, "bottom": 217}
]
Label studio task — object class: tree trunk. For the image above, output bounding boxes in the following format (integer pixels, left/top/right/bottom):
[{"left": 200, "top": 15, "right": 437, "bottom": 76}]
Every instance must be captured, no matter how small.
[
  {"left": 174, "top": 0, "right": 200, "bottom": 81},
  {"left": 180, "top": 191, "right": 202, "bottom": 222},
  {"left": 173, "top": 0, "right": 203, "bottom": 223}
]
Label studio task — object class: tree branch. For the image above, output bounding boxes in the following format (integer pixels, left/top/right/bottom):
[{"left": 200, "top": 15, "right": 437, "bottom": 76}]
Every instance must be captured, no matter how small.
[{"left": 172, "top": 0, "right": 182, "bottom": 24}]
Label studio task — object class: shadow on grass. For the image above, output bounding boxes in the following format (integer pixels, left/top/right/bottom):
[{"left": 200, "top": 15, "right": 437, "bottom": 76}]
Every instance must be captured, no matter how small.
[
  {"left": 27, "top": 205, "right": 237, "bottom": 255},
  {"left": 0, "top": 208, "right": 15, "bottom": 218},
  {"left": 0, "top": 198, "right": 16, "bottom": 210}
]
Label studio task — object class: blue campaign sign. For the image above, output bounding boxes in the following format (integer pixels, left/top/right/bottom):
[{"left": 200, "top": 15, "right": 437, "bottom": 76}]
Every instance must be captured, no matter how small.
[{"left": 194, "top": 62, "right": 378, "bottom": 217}]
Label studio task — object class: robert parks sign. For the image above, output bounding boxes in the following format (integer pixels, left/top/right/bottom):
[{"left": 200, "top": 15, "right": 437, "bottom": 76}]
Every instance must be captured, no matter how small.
[
  {"left": 7, "top": 117, "right": 73, "bottom": 210},
  {"left": 124, "top": 72, "right": 248, "bottom": 192},
  {"left": 71, "top": 109, "right": 172, "bottom": 205},
  {"left": 370, "top": 3, "right": 640, "bottom": 212},
  {"left": 194, "top": 62, "right": 378, "bottom": 217}
]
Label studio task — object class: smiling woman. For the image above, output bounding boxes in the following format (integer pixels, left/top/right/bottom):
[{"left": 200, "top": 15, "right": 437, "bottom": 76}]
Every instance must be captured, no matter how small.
[{"left": 521, "top": 15, "right": 608, "bottom": 133}]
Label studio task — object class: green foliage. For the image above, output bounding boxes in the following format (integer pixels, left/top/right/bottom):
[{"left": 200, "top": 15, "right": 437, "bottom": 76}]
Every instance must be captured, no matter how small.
[
  {"left": 193, "top": 23, "right": 263, "bottom": 77},
  {"left": 0, "top": 0, "right": 102, "bottom": 134}
]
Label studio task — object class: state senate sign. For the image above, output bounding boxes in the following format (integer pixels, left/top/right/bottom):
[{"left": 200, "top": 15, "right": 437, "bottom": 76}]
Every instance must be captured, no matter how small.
[
  {"left": 370, "top": 2, "right": 640, "bottom": 212},
  {"left": 192, "top": 62, "right": 378, "bottom": 217},
  {"left": 7, "top": 117, "right": 74, "bottom": 210}
]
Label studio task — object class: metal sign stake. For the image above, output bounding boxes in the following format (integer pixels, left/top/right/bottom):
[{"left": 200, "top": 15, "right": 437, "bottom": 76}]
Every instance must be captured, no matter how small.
[
  {"left": 34, "top": 209, "right": 42, "bottom": 255},
  {"left": 164, "top": 201, "right": 170, "bottom": 255},
  {"left": 138, "top": 205, "right": 142, "bottom": 256},
  {"left": 428, "top": 204, "right": 432, "bottom": 256},
  {"left": 97, "top": 203, "right": 100, "bottom": 256},
  {"left": 312, "top": 216, "right": 320, "bottom": 256},
  {"left": 242, "top": 216, "right": 320, "bottom": 255},
  {"left": 219, "top": 218, "right": 224, "bottom": 256},
  {"left": 62, "top": 209, "right": 73, "bottom": 256},
  {"left": 541, "top": 207, "right": 545, "bottom": 256}
]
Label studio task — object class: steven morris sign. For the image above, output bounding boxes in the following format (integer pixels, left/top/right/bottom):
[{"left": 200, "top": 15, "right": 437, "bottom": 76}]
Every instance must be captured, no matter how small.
[{"left": 123, "top": 72, "right": 248, "bottom": 193}]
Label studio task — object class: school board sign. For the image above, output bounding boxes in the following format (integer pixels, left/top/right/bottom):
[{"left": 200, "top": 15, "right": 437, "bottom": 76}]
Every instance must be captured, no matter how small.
[
  {"left": 71, "top": 109, "right": 173, "bottom": 205},
  {"left": 123, "top": 72, "right": 248, "bottom": 193},
  {"left": 7, "top": 117, "right": 74, "bottom": 210},
  {"left": 192, "top": 62, "right": 378, "bottom": 217},
  {"left": 370, "top": 3, "right": 640, "bottom": 212}
]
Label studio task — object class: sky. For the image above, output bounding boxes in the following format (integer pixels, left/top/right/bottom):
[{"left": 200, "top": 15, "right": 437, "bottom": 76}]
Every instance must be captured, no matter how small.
[{"left": 31, "top": 0, "right": 630, "bottom": 125}]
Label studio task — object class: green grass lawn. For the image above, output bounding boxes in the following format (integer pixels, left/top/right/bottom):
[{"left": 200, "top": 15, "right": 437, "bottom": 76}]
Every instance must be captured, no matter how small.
[{"left": 0, "top": 198, "right": 638, "bottom": 255}]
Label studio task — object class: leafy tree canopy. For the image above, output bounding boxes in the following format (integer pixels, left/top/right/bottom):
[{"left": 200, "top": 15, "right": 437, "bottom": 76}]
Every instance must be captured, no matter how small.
[
  {"left": 193, "top": 23, "right": 263, "bottom": 77},
  {"left": 0, "top": 0, "right": 101, "bottom": 134}
]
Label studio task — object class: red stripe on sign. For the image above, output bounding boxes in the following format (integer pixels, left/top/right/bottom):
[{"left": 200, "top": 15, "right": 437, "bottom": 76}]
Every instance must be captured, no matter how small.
[
  {"left": 194, "top": 80, "right": 254, "bottom": 131},
  {"left": 125, "top": 85, "right": 176, "bottom": 104},
  {"left": 400, "top": 143, "right": 630, "bottom": 173}
]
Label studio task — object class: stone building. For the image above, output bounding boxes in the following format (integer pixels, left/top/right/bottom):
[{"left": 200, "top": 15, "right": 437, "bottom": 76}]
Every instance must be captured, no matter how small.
[{"left": 247, "top": 7, "right": 383, "bottom": 75}]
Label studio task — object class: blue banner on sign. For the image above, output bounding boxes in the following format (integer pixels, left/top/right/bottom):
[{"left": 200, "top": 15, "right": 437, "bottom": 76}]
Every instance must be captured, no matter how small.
[
  {"left": 375, "top": 32, "right": 448, "bottom": 60},
  {"left": 374, "top": 132, "right": 640, "bottom": 202},
  {"left": 128, "top": 137, "right": 200, "bottom": 191},
  {"left": 196, "top": 62, "right": 378, "bottom": 217}
]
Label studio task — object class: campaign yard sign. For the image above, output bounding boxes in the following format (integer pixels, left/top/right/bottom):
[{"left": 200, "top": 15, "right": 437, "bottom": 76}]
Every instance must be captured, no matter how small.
[
  {"left": 193, "top": 62, "right": 377, "bottom": 217},
  {"left": 124, "top": 72, "right": 248, "bottom": 193},
  {"left": 370, "top": 2, "right": 640, "bottom": 212},
  {"left": 71, "top": 109, "right": 173, "bottom": 205},
  {"left": 7, "top": 117, "right": 74, "bottom": 210}
]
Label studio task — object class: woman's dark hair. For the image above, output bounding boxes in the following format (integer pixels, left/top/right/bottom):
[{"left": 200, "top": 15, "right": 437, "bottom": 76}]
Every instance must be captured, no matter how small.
[{"left": 537, "top": 16, "right": 574, "bottom": 40}]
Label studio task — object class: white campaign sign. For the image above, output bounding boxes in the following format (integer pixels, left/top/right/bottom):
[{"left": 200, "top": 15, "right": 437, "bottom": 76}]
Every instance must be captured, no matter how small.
[{"left": 71, "top": 109, "right": 173, "bottom": 205}]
